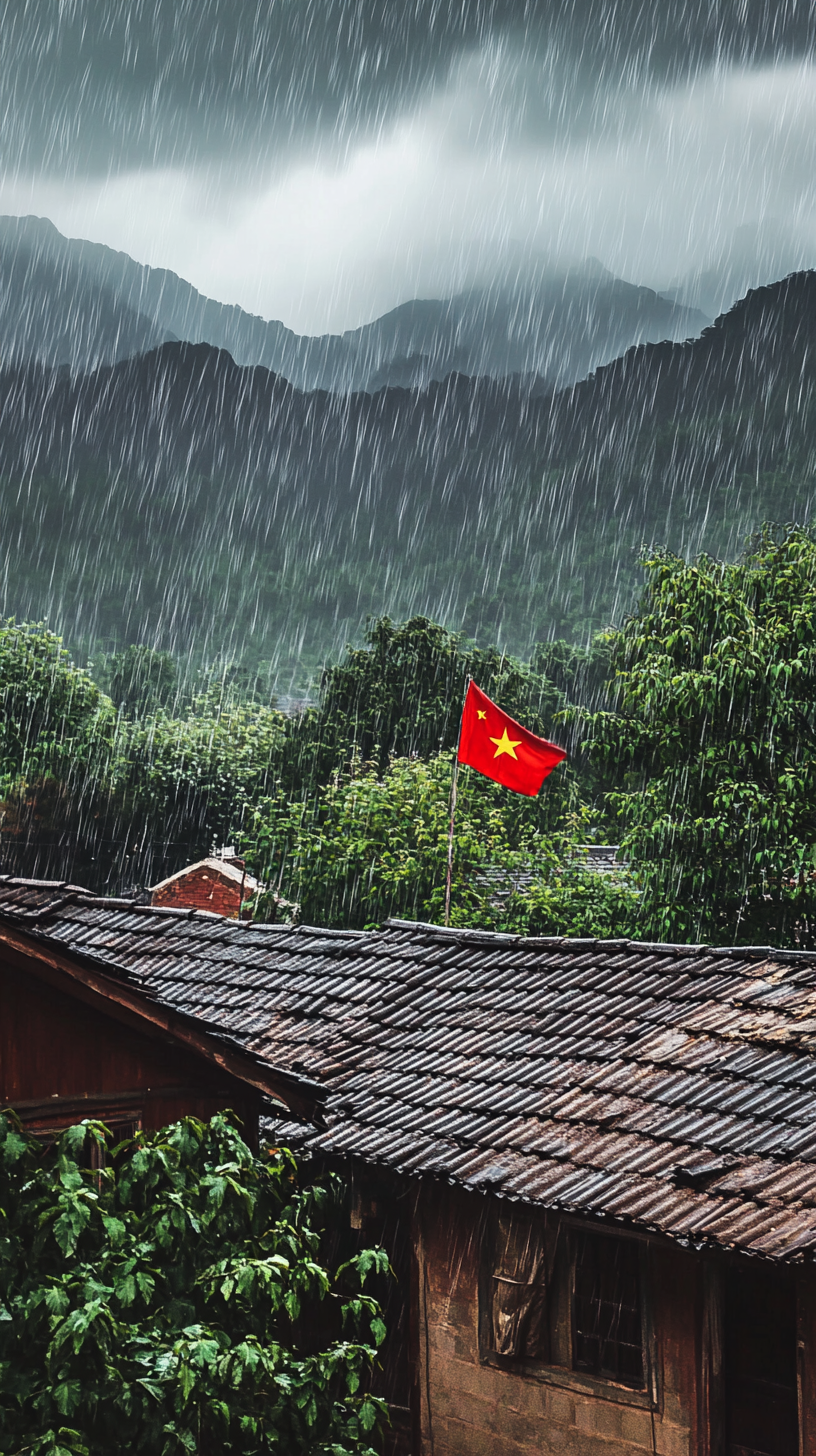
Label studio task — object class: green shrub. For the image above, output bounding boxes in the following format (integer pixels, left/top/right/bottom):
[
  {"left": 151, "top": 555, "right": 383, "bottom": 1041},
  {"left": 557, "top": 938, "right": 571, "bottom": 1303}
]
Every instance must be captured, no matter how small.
[{"left": 0, "top": 1112, "right": 388, "bottom": 1456}]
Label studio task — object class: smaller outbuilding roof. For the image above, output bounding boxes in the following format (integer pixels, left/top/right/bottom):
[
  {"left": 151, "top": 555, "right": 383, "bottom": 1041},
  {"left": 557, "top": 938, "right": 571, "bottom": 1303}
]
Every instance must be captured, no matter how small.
[{"left": 150, "top": 857, "right": 259, "bottom": 894}]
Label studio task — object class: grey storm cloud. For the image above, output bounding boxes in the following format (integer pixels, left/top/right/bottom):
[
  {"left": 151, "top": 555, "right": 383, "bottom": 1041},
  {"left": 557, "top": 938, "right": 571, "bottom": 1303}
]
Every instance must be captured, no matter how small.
[
  {"left": 2, "top": 0, "right": 816, "bottom": 176},
  {"left": 4, "top": 0, "right": 816, "bottom": 329}
]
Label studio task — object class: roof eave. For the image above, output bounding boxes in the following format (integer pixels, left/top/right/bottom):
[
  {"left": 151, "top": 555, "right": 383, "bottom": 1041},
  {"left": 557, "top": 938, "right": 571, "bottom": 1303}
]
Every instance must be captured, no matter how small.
[{"left": 0, "top": 918, "right": 325, "bottom": 1123}]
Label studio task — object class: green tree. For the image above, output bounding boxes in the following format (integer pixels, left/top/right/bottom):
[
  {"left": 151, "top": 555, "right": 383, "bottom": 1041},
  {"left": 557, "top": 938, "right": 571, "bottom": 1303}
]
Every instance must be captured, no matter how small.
[
  {"left": 502, "top": 859, "right": 639, "bottom": 939},
  {"left": 0, "top": 611, "right": 604, "bottom": 906},
  {"left": 0, "top": 622, "right": 116, "bottom": 883},
  {"left": 0, "top": 1112, "right": 388, "bottom": 1456},
  {"left": 243, "top": 748, "right": 597, "bottom": 930},
  {"left": 110, "top": 696, "right": 287, "bottom": 852},
  {"left": 104, "top": 644, "right": 178, "bottom": 717},
  {"left": 300, "top": 616, "right": 565, "bottom": 781},
  {"left": 0, "top": 667, "right": 288, "bottom": 888},
  {"left": 583, "top": 526, "right": 816, "bottom": 945},
  {"left": 0, "top": 620, "right": 110, "bottom": 782}
]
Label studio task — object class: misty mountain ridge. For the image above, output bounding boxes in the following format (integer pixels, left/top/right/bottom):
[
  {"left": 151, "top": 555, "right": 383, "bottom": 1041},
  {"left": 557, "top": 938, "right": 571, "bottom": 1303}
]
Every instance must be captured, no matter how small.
[
  {"left": 0, "top": 214, "right": 708, "bottom": 390},
  {"left": 0, "top": 269, "right": 814, "bottom": 686},
  {"left": 661, "top": 221, "right": 814, "bottom": 321},
  {"left": 332, "top": 263, "right": 709, "bottom": 391}
]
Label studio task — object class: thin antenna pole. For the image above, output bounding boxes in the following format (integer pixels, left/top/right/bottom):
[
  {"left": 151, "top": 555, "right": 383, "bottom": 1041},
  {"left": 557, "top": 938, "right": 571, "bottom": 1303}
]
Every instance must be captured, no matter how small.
[{"left": 444, "top": 678, "right": 469, "bottom": 928}]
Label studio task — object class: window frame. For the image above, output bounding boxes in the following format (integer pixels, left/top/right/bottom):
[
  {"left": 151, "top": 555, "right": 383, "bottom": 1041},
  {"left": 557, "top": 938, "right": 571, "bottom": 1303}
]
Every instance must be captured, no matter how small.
[
  {"left": 479, "top": 1207, "right": 659, "bottom": 1411},
  {"left": 26, "top": 1111, "right": 142, "bottom": 1154}
]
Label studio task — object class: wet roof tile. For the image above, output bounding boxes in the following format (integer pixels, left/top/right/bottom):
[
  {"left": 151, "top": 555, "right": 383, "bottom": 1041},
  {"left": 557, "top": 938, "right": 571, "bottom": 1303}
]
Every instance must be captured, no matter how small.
[{"left": 8, "top": 884, "right": 816, "bottom": 1259}]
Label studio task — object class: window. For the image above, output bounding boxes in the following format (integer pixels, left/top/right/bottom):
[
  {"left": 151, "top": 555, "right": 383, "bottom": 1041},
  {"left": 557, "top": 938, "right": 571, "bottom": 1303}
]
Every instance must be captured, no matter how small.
[
  {"left": 572, "top": 1229, "right": 645, "bottom": 1388},
  {"left": 489, "top": 1207, "right": 548, "bottom": 1360},
  {"left": 483, "top": 1209, "right": 648, "bottom": 1395},
  {"left": 28, "top": 1114, "right": 141, "bottom": 1165},
  {"left": 88, "top": 1117, "right": 142, "bottom": 1169}
]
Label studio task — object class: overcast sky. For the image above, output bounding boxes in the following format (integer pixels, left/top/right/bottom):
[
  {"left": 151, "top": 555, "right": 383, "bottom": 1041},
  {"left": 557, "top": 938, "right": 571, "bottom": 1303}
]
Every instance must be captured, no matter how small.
[{"left": 1, "top": 0, "right": 816, "bottom": 331}]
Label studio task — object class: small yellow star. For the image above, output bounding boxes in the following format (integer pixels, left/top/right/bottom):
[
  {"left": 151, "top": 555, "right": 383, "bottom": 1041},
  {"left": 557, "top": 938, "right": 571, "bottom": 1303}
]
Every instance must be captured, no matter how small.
[
  {"left": 477, "top": 708, "right": 487, "bottom": 719},
  {"left": 490, "top": 727, "right": 522, "bottom": 759}
]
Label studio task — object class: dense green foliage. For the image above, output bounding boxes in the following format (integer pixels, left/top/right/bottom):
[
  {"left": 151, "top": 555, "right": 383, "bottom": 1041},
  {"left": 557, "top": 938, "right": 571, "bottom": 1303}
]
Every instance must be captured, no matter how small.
[
  {"left": 238, "top": 617, "right": 625, "bottom": 931},
  {"left": 0, "top": 1112, "right": 388, "bottom": 1456},
  {"left": 311, "top": 617, "right": 564, "bottom": 768},
  {"left": 11, "top": 523, "right": 816, "bottom": 951},
  {"left": 110, "top": 694, "right": 286, "bottom": 856},
  {"left": 0, "top": 652, "right": 288, "bottom": 890},
  {"left": 583, "top": 526, "right": 816, "bottom": 945},
  {"left": 246, "top": 750, "right": 585, "bottom": 929},
  {"left": 2, "top": 615, "right": 612, "bottom": 937},
  {"left": 103, "top": 645, "right": 179, "bottom": 716},
  {"left": 0, "top": 620, "right": 109, "bottom": 782}
]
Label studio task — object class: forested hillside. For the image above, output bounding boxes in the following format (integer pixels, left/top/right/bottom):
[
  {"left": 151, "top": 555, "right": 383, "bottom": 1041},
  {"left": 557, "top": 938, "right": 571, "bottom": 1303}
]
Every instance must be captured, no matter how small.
[{"left": 0, "top": 272, "right": 814, "bottom": 684}]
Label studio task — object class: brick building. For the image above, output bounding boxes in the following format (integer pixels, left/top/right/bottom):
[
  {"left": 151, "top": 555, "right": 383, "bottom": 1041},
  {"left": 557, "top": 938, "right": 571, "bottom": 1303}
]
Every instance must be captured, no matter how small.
[
  {"left": 3, "top": 881, "right": 816, "bottom": 1456},
  {"left": 150, "top": 853, "right": 259, "bottom": 917}
]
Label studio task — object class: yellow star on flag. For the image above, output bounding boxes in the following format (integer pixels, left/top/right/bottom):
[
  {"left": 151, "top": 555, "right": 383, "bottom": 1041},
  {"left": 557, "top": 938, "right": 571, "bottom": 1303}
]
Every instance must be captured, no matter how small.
[
  {"left": 490, "top": 726, "right": 522, "bottom": 759},
  {"left": 477, "top": 709, "right": 487, "bottom": 719}
]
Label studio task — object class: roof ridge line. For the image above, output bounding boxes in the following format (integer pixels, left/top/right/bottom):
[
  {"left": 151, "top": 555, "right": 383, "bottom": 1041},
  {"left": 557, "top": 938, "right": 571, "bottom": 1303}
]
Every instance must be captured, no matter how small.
[{"left": 380, "top": 919, "right": 816, "bottom": 963}]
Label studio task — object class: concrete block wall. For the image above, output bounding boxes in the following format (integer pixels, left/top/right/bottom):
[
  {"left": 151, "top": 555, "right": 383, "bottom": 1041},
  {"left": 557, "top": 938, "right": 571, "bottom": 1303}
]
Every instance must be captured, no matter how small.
[{"left": 417, "top": 1184, "right": 698, "bottom": 1456}]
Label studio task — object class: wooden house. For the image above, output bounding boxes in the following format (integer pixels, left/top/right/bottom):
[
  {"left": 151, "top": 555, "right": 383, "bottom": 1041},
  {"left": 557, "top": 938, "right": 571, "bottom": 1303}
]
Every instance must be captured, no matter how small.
[
  {"left": 0, "top": 881, "right": 322, "bottom": 1143},
  {"left": 3, "top": 879, "right": 816, "bottom": 1456}
]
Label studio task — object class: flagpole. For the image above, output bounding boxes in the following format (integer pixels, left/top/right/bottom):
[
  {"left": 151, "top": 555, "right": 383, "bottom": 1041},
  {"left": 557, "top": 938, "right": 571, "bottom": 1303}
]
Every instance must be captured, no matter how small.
[
  {"left": 443, "top": 758, "right": 459, "bottom": 927},
  {"left": 444, "top": 679, "right": 469, "bottom": 928}
]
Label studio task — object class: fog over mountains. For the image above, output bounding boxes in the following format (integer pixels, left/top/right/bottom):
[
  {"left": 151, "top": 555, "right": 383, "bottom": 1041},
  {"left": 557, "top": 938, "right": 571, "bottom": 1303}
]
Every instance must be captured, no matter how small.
[
  {"left": 0, "top": 229, "right": 813, "bottom": 684},
  {"left": 0, "top": 216, "right": 708, "bottom": 392}
]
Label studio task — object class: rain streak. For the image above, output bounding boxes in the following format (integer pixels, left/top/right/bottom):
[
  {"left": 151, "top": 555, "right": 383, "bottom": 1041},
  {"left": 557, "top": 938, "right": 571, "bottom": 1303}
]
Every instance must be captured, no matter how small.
[{"left": 5, "top": 8, "right": 816, "bottom": 1456}]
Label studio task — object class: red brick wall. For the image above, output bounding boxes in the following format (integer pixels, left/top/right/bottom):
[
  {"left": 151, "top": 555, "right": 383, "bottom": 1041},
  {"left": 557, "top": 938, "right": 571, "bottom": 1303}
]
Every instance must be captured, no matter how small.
[{"left": 152, "top": 866, "right": 243, "bottom": 917}]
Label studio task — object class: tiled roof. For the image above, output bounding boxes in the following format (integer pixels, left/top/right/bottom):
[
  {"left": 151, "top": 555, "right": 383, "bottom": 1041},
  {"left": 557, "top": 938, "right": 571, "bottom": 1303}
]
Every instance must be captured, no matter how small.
[
  {"left": 4, "top": 878, "right": 816, "bottom": 1260},
  {"left": 150, "top": 857, "right": 259, "bottom": 894}
]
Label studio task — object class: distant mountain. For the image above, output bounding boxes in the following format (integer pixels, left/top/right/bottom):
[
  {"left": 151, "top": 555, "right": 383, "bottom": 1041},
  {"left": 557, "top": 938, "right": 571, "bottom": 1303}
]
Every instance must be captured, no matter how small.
[
  {"left": 0, "top": 218, "right": 166, "bottom": 369},
  {"left": 0, "top": 216, "right": 708, "bottom": 389},
  {"left": 662, "top": 222, "right": 812, "bottom": 321},
  {"left": 323, "top": 267, "right": 709, "bottom": 390},
  {"left": 0, "top": 271, "right": 813, "bottom": 683}
]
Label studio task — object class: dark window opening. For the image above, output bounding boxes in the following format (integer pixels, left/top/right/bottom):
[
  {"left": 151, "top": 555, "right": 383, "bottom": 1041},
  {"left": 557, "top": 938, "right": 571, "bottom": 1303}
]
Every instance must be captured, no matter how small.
[
  {"left": 572, "top": 1229, "right": 645, "bottom": 1388},
  {"left": 482, "top": 1214, "right": 651, "bottom": 1392},
  {"left": 724, "top": 1264, "right": 798, "bottom": 1456},
  {"left": 89, "top": 1118, "right": 142, "bottom": 1169}
]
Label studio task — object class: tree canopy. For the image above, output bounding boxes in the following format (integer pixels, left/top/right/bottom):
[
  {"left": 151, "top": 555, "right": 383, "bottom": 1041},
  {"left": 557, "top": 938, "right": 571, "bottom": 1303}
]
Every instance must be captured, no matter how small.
[
  {"left": 0, "top": 620, "right": 108, "bottom": 784},
  {"left": 0, "top": 1112, "right": 388, "bottom": 1456},
  {"left": 583, "top": 526, "right": 816, "bottom": 945},
  {"left": 103, "top": 644, "right": 178, "bottom": 716},
  {"left": 12, "top": 529, "right": 816, "bottom": 951}
]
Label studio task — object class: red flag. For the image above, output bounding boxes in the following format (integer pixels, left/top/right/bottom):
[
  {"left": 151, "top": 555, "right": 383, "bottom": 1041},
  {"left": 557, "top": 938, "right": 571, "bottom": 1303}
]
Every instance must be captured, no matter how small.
[{"left": 457, "top": 681, "right": 566, "bottom": 796}]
